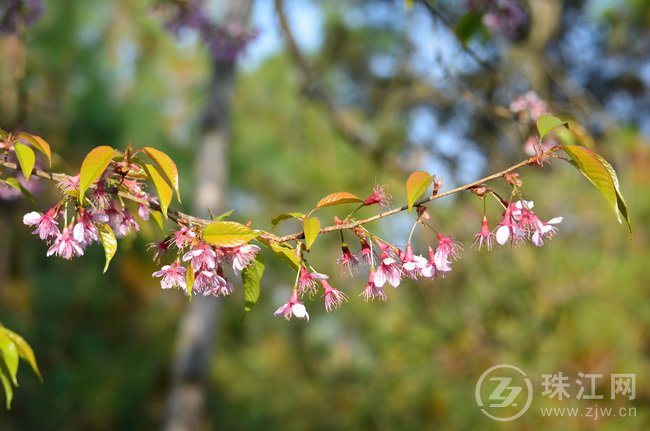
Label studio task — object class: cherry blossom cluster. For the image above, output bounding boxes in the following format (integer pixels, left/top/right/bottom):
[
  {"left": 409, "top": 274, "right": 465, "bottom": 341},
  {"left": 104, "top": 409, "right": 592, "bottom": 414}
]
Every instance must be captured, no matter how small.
[
  {"left": 157, "top": 0, "right": 257, "bottom": 61},
  {"left": 151, "top": 224, "right": 261, "bottom": 298},
  {"left": 0, "top": 0, "right": 43, "bottom": 35},
  {"left": 467, "top": 0, "right": 529, "bottom": 41}
]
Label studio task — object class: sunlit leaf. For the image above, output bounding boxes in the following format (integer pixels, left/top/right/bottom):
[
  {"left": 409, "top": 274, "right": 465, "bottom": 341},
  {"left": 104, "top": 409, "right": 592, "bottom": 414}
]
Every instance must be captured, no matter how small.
[
  {"left": 406, "top": 171, "right": 433, "bottom": 211},
  {"left": 18, "top": 132, "right": 52, "bottom": 166},
  {"left": 0, "top": 332, "right": 18, "bottom": 386},
  {"left": 259, "top": 239, "right": 301, "bottom": 270},
  {"left": 142, "top": 147, "right": 181, "bottom": 203},
  {"left": 150, "top": 211, "right": 164, "bottom": 233},
  {"left": 96, "top": 223, "right": 118, "bottom": 273},
  {"left": 303, "top": 217, "right": 321, "bottom": 250},
  {"left": 537, "top": 114, "right": 565, "bottom": 139},
  {"left": 185, "top": 264, "right": 194, "bottom": 300},
  {"left": 0, "top": 367, "right": 13, "bottom": 409},
  {"left": 242, "top": 255, "right": 265, "bottom": 314},
  {"left": 203, "top": 221, "right": 259, "bottom": 247},
  {"left": 271, "top": 212, "right": 304, "bottom": 227},
  {"left": 78, "top": 146, "right": 115, "bottom": 205},
  {"left": 563, "top": 145, "right": 631, "bottom": 231},
  {"left": 143, "top": 163, "right": 173, "bottom": 218},
  {"left": 14, "top": 143, "right": 35, "bottom": 180},
  {"left": 0, "top": 325, "right": 42, "bottom": 382},
  {"left": 315, "top": 192, "right": 361, "bottom": 209},
  {"left": 215, "top": 209, "right": 234, "bottom": 221}
]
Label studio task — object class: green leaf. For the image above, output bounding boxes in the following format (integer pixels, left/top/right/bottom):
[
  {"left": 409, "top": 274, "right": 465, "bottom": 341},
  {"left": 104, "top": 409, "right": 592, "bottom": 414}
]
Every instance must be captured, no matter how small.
[
  {"left": 258, "top": 239, "right": 301, "bottom": 270},
  {"left": 316, "top": 192, "right": 362, "bottom": 209},
  {"left": 563, "top": 145, "right": 631, "bottom": 231},
  {"left": 18, "top": 132, "right": 52, "bottom": 166},
  {"left": 0, "top": 332, "right": 19, "bottom": 386},
  {"left": 78, "top": 146, "right": 115, "bottom": 205},
  {"left": 406, "top": 170, "right": 433, "bottom": 211},
  {"left": 537, "top": 114, "right": 565, "bottom": 139},
  {"left": 14, "top": 143, "right": 35, "bottom": 181},
  {"left": 242, "top": 255, "right": 265, "bottom": 314},
  {"left": 0, "top": 325, "right": 42, "bottom": 382},
  {"left": 143, "top": 163, "right": 173, "bottom": 218},
  {"left": 185, "top": 264, "right": 194, "bottom": 300},
  {"left": 0, "top": 367, "right": 13, "bottom": 409},
  {"left": 203, "top": 221, "right": 259, "bottom": 247},
  {"left": 150, "top": 211, "right": 164, "bottom": 233},
  {"left": 455, "top": 12, "right": 483, "bottom": 43},
  {"left": 271, "top": 212, "right": 304, "bottom": 227},
  {"left": 0, "top": 177, "right": 35, "bottom": 206},
  {"left": 303, "top": 217, "right": 321, "bottom": 250},
  {"left": 214, "top": 209, "right": 234, "bottom": 221},
  {"left": 96, "top": 223, "right": 118, "bottom": 273},
  {"left": 142, "top": 147, "right": 181, "bottom": 203}
]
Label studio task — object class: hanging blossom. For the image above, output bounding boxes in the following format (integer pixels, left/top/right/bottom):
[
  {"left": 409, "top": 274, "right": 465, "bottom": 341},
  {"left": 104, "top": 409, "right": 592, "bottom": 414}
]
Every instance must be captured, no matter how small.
[
  {"left": 374, "top": 246, "right": 402, "bottom": 288},
  {"left": 420, "top": 246, "right": 437, "bottom": 279},
  {"left": 337, "top": 244, "right": 360, "bottom": 274},
  {"left": 363, "top": 184, "right": 392, "bottom": 208},
  {"left": 473, "top": 216, "right": 495, "bottom": 250},
  {"left": 46, "top": 226, "right": 84, "bottom": 260},
  {"left": 401, "top": 244, "right": 427, "bottom": 279},
  {"left": 229, "top": 244, "right": 260, "bottom": 274},
  {"left": 433, "top": 233, "right": 463, "bottom": 274},
  {"left": 274, "top": 289, "right": 310, "bottom": 321},
  {"left": 23, "top": 208, "right": 60, "bottom": 241},
  {"left": 510, "top": 200, "right": 562, "bottom": 247},
  {"left": 361, "top": 268, "right": 387, "bottom": 302},
  {"left": 152, "top": 262, "right": 187, "bottom": 290},
  {"left": 320, "top": 279, "right": 347, "bottom": 312},
  {"left": 297, "top": 266, "right": 329, "bottom": 296}
]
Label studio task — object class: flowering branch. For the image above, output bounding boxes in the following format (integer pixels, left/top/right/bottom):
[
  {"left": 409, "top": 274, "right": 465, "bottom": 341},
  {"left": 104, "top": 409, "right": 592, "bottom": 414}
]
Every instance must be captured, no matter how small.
[{"left": 0, "top": 112, "right": 630, "bottom": 321}]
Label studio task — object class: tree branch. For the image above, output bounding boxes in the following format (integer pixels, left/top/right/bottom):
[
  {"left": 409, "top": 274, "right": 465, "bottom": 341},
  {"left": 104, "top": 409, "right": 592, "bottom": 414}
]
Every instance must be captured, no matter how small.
[{"left": 1, "top": 150, "right": 551, "bottom": 245}]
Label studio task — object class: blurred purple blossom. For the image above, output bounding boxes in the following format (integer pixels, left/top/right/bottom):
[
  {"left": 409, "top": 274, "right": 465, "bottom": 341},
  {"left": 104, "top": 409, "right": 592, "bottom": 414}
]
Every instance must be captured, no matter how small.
[{"left": 0, "top": 0, "right": 44, "bottom": 35}]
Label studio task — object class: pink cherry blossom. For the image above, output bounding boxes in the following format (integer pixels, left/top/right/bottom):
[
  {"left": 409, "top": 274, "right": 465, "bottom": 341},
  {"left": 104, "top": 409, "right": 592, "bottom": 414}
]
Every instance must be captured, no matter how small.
[
  {"left": 152, "top": 262, "right": 187, "bottom": 290},
  {"left": 57, "top": 174, "right": 80, "bottom": 193},
  {"left": 72, "top": 209, "right": 99, "bottom": 246},
  {"left": 473, "top": 216, "right": 495, "bottom": 251},
  {"left": 147, "top": 240, "right": 169, "bottom": 262},
  {"left": 509, "top": 91, "right": 547, "bottom": 121},
  {"left": 116, "top": 209, "right": 140, "bottom": 237},
  {"left": 46, "top": 227, "right": 84, "bottom": 260},
  {"left": 401, "top": 244, "right": 427, "bottom": 279},
  {"left": 231, "top": 244, "right": 260, "bottom": 274},
  {"left": 511, "top": 200, "right": 562, "bottom": 246},
  {"left": 358, "top": 237, "right": 372, "bottom": 264},
  {"left": 297, "top": 266, "right": 328, "bottom": 295},
  {"left": 202, "top": 266, "right": 233, "bottom": 297},
  {"left": 495, "top": 204, "right": 525, "bottom": 245},
  {"left": 173, "top": 225, "right": 196, "bottom": 249},
  {"left": 274, "top": 290, "right": 309, "bottom": 321},
  {"left": 337, "top": 244, "right": 360, "bottom": 274},
  {"left": 361, "top": 269, "right": 387, "bottom": 302},
  {"left": 23, "top": 209, "right": 60, "bottom": 241},
  {"left": 374, "top": 252, "right": 401, "bottom": 288},
  {"left": 420, "top": 246, "right": 437, "bottom": 279},
  {"left": 320, "top": 279, "right": 347, "bottom": 312},
  {"left": 434, "top": 233, "right": 462, "bottom": 273},
  {"left": 182, "top": 242, "right": 217, "bottom": 271},
  {"left": 362, "top": 184, "right": 391, "bottom": 207}
]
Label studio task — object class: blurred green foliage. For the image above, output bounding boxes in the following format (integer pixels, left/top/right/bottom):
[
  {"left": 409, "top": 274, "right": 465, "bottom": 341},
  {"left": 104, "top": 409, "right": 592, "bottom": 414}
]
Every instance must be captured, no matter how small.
[{"left": 1, "top": 0, "right": 649, "bottom": 430}]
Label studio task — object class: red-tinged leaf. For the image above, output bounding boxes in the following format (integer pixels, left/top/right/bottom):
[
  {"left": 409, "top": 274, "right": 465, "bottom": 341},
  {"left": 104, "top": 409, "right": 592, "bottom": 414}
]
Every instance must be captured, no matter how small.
[
  {"left": 142, "top": 147, "right": 181, "bottom": 203},
  {"left": 202, "top": 221, "right": 259, "bottom": 247},
  {"left": 406, "top": 170, "right": 433, "bottom": 211},
  {"left": 18, "top": 132, "right": 52, "bottom": 166},
  {"left": 303, "top": 217, "right": 321, "bottom": 250},
  {"left": 242, "top": 255, "right": 265, "bottom": 314},
  {"left": 315, "top": 192, "right": 362, "bottom": 209},
  {"left": 563, "top": 145, "right": 631, "bottom": 231},
  {"left": 271, "top": 212, "right": 304, "bottom": 227},
  {"left": 143, "top": 163, "right": 173, "bottom": 218},
  {"left": 78, "top": 146, "right": 115, "bottom": 205},
  {"left": 14, "top": 143, "right": 35, "bottom": 180},
  {"left": 537, "top": 114, "right": 565, "bottom": 139},
  {"left": 96, "top": 223, "right": 117, "bottom": 273},
  {"left": 0, "top": 325, "right": 41, "bottom": 382},
  {"left": 185, "top": 264, "right": 194, "bottom": 300}
]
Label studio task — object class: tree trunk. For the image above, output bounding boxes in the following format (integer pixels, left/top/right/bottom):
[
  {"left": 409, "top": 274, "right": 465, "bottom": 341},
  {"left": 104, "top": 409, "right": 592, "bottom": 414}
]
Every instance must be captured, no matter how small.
[{"left": 162, "top": 1, "right": 251, "bottom": 430}]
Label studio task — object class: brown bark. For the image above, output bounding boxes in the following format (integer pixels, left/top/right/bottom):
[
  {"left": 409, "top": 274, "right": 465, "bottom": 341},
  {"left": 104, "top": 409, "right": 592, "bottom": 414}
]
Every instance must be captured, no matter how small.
[{"left": 161, "top": 1, "right": 251, "bottom": 430}]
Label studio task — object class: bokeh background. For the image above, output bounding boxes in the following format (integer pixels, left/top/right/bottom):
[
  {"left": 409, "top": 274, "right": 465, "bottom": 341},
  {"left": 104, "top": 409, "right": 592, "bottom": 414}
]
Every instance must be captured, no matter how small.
[{"left": 1, "top": 0, "right": 649, "bottom": 429}]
